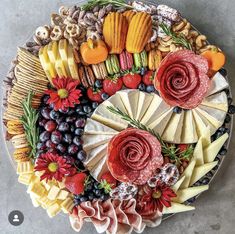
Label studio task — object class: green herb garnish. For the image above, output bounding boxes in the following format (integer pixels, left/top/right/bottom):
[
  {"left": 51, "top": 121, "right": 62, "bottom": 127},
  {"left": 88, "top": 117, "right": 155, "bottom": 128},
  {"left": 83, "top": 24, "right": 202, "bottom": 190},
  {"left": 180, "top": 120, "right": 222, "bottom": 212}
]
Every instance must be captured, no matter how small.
[
  {"left": 159, "top": 23, "right": 193, "bottom": 51},
  {"left": 20, "top": 91, "right": 39, "bottom": 159},
  {"left": 107, "top": 106, "right": 193, "bottom": 165},
  {"left": 82, "top": 0, "right": 134, "bottom": 11}
]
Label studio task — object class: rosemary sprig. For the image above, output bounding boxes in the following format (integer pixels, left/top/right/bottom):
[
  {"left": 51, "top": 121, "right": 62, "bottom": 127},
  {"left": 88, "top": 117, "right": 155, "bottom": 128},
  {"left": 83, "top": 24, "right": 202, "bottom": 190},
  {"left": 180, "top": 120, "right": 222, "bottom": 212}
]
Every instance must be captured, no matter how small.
[
  {"left": 107, "top": 106, "right": 193, "bottom": 164},
  {"left": 82, "top": 0, "right": 134, "bottom": 11},
  {"left": 159, "top": 23, "right": 193, "bottom": 51},
  {"left": 20, "top": 91, "right": 39, "bottom": 159}
]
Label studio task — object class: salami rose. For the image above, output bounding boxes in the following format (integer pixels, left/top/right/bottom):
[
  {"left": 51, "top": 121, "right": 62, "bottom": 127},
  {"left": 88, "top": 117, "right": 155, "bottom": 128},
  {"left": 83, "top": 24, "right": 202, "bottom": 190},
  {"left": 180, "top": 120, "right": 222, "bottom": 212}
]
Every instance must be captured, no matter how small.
[
  {"left": 107, "top": 128, "right": 163, "bottom": 185},
  {"left": 154, "top": 50, "right": 211, "bottom": 109}
]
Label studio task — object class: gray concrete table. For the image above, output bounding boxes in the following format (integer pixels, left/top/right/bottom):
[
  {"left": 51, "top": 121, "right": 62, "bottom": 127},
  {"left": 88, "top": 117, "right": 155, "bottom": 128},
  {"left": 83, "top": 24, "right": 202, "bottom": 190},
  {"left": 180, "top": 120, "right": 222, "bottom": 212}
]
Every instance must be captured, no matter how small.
[{"left": 0, "top": 0, "right": 235, "bottom": 233}]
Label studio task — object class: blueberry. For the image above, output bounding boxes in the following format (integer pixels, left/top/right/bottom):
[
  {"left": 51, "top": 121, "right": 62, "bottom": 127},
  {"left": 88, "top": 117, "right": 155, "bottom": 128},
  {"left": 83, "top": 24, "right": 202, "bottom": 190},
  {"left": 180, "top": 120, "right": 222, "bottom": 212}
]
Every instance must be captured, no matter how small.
[
  {"left": 219, "top": 68, "right": 227, "bottom": 77},
  {"left": 58, "top": 122, "right": 69, "bottom": 132},
  {"left": 81, "top": 99, "right": 89, "bottom": 104},
  {"left": 41, "top": 107, "right": 51, "bottom": 120},
  {"left": 67, "top": 109, "right": 75, "bottom": 116},
  {"left": 88, "top": 193, "right": 95, "bottom": 200},
  {"left": 76, "top": 105, "right": 83, "bottom": 113},
  {"left": 73, "top": 136, "right": 82, "bottom": 146},
  {"left": 86, "top": 112, "right": 92, "bottom": 118},
  {"left": 63, "top": 133, "right": 73, "bottom": 144},
  {"left": 94, "top": 80, "right": 103, "bottom": 89},
  {"left": 51, "top": 130, "right": 62, "bottom": 144},
  {"left": 101, "top": 93, "right": 109, "bottom": 100},
  {"left": 92, "top": 102, "right": 99, "bottom": 110},
  {"left": 85, "top": 184, "right": 93, "bottom": 192},
  {"left": 94, "top": 182, "right": 99, "bottom": 189},
  {"left": 56, "top": 117, "right": 65, "bottom": 125},
  {"left": 228, "top": 105, "right": 235, "bottom": 114},
  {"left": 75, "top": 119, "right": 86, "bottom": 128},
  {"left": 83, "top": 105, "right": 92, "bottom": 114},
  {"left": 70, "top": 125, "right": 76, "bottom": 133},
  {"left": 146, "top": 85, "right": 155, "bottom": 93},
  {"left": 35, "top": 150, "right": 44, "bottom": 158},
  {"left": 187, "top": 196, "right": 196, "bottom": 203},
  {"left": 42, "top": 95, "right": 50, "bottom": 105},
  {"left": 50, "top": 110, "right": 60, "bottom": 120},
  {"left": 94, "top": 189, "right": 102, "bottom": 197},
  {"left": 228, "top": 97, "right": 233, "bottom": 105},
  {"left": 74, "top": 199, "right": 81, "bottom": 206},
  {"left": 77, "top": 150, "right": 86, "bottom": 161},
  {"left": 68, "top": 144, "right": 79, "bottom": 155},
  {"left": 78, "top": 111, "right": 86, "bottom": 116},
  {"left": 57, "top": 144, "right": 67, "bottom": 153},
  {"left": 46, "top": 140, "right": 56, "bottom": 149},
  {"left": 138, "top": 83, "right": 146, "bottom": 91},
  {"left": 36, "top": 142, "right": 46, "bottom": 150},
  {"left": 66, "top": 116, "right": 77, "bottom": 123},
  {"left": 201, "top": 177, "right": 210, "bottom": 185},
  {"left": 173, "top": 106, "right": 182, "bottom": 114},
  {"left": 59, "top": 109, "right": 69, "bottom": 114},
  {"left": 75, "top": 128, "right": 84, "bottom": 136},
  {"left": 219, "top": 147, "right": 227, "bottom": 155},
  {"left": 39, "top": 131, "right": 51, "bottom": 142},
  {"left": 80, "top": 196, "right": 88, "bottom": 202},
  {"left": 225, "top": 114, "right": 231, "bottom": 123},
  {"left": 100, "top": 194, "right": 109, "bottom": 201},
  {"left": 140, "top": 67, "right": 146, "bottom": 76},
  {"left": 206, "top": 171, "right": 213, "bottom": 178}
]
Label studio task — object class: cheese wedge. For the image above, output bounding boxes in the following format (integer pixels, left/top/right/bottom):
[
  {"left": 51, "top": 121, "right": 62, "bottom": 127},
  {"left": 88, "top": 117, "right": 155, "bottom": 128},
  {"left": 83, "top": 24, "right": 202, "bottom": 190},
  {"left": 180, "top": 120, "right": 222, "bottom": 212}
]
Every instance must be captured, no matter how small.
[
  {"left": 201, "top": 92, "right": 228, "bottom": 112},
  {"left": 172, "top": 185, "right": 209, "bottom": 203},
  {"left": 47, "top": 41, "right": 58, "bottom": 63},
  {"left": 206, "top": 72, "right": 229, "bottom": 96},
  {"left": 193, "top": 137, "right": 204, "bottom": 166},
  {"left": 180, "top": 160, "right": 196, "bottom": 189},
  {"left": 58, "top": 39, "right": 71, "bottom": 77},
  {"left": 118, "top": 90, "right": 139, "bottom": 119},
  {"left": 84, "top": 143, "right": 108, "bottom": 170},
  {"left": 68, "top": 44, "right": 80, "bottom": 80},
  {"left": 90, "top": 156, "right": 109, "bottom": 180},
  {"left": 190, "top": 161, "right": 218, "bottom": 186},
  {"left": 136, "top": 92, "right": 153, "bottom": 121},
  {"left": 148, "top": 108, "right": 173, "bottom": 136},
  {"left": 82, "top": 134, "right": 112, "bottom": 151},
  {"left": 163, "top": 202, "right": 195, "bottom": 214},
  {"left": 204, "top": 133, "right": 229, "bottom": 163},
  {"left": 201, "top": 126, "right": 211, "bottom": 148},
  {"left": 55, "top": 53, "right": 67, "bottom": 77},
  {"left": 84, "top": 118, "right": 118, "bottom": 135},
  {"left": 171, "top": 176, "right": 185, "bottom": 192},
  {"left": 162, "top": 112, "right": 184, "bottom": 143},
  {"left": 142, "top": 94, "right": 171, "bottom": 125},
  {"left": 181, "top": 111, "right": 198, "bottom": 143},
  {"left": 92, "top": 104, "right": 128, "bottom": 131},
  {"left": 106, "top": 93, "right": 128, "bottom": 114}
]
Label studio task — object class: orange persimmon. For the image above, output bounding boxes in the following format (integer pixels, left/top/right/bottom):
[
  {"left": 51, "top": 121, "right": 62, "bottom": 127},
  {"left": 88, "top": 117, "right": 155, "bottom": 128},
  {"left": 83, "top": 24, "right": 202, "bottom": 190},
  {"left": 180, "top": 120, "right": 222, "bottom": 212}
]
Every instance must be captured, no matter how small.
[{"left": 80, "top": 39, "right": 108, "bottom": 65}]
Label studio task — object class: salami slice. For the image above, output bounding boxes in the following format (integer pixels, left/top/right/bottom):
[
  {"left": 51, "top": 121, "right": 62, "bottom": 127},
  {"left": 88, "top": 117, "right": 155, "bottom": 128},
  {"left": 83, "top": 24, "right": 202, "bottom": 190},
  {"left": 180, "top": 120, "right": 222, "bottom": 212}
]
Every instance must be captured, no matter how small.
[
  {"left": 107, "top": 128, "right": 163, "bottom": 185},
  {"left": 155, "top": 50, "right": 210, "bottom": 109}
]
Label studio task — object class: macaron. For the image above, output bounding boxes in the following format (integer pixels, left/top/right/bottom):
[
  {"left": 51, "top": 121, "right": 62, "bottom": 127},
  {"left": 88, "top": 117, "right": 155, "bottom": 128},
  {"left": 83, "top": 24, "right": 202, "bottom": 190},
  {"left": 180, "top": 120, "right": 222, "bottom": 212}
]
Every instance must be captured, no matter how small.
[
  {"left": 78, "top": 65, "right": 89, "bottom": 88},
  {"left": 105, "top": 55, "right": 114, "bottom": 75},
  {"left": 140, "top": 50, "right": 148, "bottom": 67},
  {"left": 7, "top": 119, "right": 24, "bottom": 135},
  {"left": 84, "top": 66, "right": 95, "bottom": 86},
  {"left": 119, "top": 51, "right": 128, "bottom": 71},
  {"left": 134, "top": 53, "right": 142, "bottom": 68},
  {"left": 110, "top": 55, "right": 120, "bottom": 74},
  {"left": 125, "top": 51, "right": 134, "bottom": 70},
  {"left": 98, "top": 62, "right": 108, "bottom": 79},
  {"left": 92, "top": 64, "right": 102, "bottom": 80}
]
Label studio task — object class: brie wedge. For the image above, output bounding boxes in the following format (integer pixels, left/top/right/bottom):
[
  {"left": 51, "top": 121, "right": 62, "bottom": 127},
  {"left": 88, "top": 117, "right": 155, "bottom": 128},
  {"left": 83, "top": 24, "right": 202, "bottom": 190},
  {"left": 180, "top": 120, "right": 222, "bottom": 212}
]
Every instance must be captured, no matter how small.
[{"left": 163, "top": 202, "right": 195, "bottom": 214}]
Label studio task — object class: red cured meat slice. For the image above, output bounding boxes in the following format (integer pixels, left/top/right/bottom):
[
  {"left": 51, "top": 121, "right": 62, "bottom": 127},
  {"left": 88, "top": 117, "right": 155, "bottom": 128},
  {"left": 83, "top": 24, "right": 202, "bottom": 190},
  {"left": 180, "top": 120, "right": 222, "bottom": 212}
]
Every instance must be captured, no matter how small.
[
  {"left": 107, "top": 128, "right": 163, "bottom": 185},
  {"left": 154, "top": 50, "right": 210, "bottom": 109}
]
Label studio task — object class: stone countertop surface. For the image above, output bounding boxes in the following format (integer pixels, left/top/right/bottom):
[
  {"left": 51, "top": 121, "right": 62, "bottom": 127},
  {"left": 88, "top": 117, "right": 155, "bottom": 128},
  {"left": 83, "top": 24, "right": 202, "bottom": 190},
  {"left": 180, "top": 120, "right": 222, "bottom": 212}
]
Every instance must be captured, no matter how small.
[{"left": 0, "top": 0, "right": 235, "bottom": 234}]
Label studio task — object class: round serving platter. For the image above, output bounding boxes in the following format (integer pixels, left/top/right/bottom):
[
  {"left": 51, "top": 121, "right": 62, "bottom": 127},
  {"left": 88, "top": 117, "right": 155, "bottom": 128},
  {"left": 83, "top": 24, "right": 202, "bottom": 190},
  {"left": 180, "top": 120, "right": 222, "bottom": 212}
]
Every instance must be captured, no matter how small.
[{"left": 1, "top": 0, "right": 234, "bottom": 230}]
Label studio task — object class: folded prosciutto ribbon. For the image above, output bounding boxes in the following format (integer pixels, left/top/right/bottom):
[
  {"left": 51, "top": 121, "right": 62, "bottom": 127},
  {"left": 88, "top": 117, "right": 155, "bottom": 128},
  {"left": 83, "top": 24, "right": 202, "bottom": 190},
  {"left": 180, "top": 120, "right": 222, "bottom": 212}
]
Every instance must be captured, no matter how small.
[{"left": 69, "top": 199, "right": 162, "bottom": 234}]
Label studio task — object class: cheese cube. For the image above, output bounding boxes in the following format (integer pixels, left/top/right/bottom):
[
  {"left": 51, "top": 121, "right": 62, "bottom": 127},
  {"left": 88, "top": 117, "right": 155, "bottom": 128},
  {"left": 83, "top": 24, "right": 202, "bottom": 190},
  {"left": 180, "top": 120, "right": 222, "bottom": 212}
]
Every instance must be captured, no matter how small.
[
  {"left": 47, "top": 185, "right": 60, "bottom": 200},
  {"left": 60, "top": 197, "right": 74, "bottom": 214},
  {"left": 18, "top": 173, "right": 33, "bottom": 185},
  {"left": 57, "top": 190, "right": 69, "bottom": 200},
  {"left": 16, "top": 161, "right": 34, "bottom": 175},
  {"left": 28, "top": 182, "right": 46, "bottom": 198},
  {"left": 47, "top": 203, "right": 61, "bottom": 218}
]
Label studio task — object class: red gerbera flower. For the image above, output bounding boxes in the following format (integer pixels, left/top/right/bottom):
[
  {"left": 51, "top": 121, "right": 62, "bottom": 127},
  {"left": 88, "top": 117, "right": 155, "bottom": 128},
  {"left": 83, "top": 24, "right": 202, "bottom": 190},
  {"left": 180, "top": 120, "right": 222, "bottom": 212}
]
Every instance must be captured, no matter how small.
[
  {"left": 137, "top": 182, "right": 176, "bottom": 216},
  {"left": 34, "top": 152, "right": 76, "bottom": 182},
  {"left": 45, "top": 77, "right": 82, "bottom": 111}
]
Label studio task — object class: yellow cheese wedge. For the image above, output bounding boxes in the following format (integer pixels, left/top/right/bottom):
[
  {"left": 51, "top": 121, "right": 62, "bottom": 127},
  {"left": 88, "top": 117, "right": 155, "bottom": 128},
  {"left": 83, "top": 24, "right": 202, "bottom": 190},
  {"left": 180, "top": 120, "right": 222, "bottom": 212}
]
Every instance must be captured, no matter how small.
[
  {"left": 55, "top": 53, "right": 67, "bottom": 77},
  {"left": 190, "top": 161, "right": 218, "bottom": 186},
  {"left": 179, "top": 160, "right": 196, "bottom": 189},
  {"left": 47, "top": 203, "right": 61, "bottom": 218},
  {"left": 16, "top": 161, "right": 34, "bottom": 175},
  {"left": 171, "top": 176, "right": 185, "bottom": 192},
  {"left": 193, "top": 137, "right": 204, "bottom": 166},
  {"left": 47, "top": 185, "right": 61, "bottom": 200},
  {"left": 18, "top": 173, "right": 33, "bottom": 185},
  {"left": 163, "top": 202, "right": 195, "bottom": 214},
  {"left": 57, "top": 190, "right": 70, "bottom": 200},
  {"left": 59, "top": 39, "right": 71, "bottom": 77},
  {"left": 204, "top": 133, "right": 229, "bottom": 163},
  {"left": 61, "top": 197, "right": 74, "bottom": 214},
  {"left": 47, "top": 41, "right": 58, "bottom": 63},
  {"left": 172, "top": 185, "right": 209, "bottom": 203},
  {"left": 201, "top": 126, "right": 211, "bottom": 148},
  {"left": 68, "top": 44, "right": 79, "bottom": 80}
]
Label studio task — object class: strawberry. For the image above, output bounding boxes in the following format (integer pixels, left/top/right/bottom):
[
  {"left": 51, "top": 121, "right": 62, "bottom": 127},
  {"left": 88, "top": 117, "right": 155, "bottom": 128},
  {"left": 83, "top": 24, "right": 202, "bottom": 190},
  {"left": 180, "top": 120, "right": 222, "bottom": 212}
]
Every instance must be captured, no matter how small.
[
  {"left": 103, "top": 77, "right": 123, "bottom": 96},
  {"left": 122, "top": 73, "right": 141, "bottom": 89},
  {"left": 100, "top": 171, "right": 117, "bottom": 193},
  {"left": 142, "top": 71, "right": 154, "bottom": 86},
  {"left": 178, "top": 144, "right": 188, "bottom": 152},
  {"left": 65, "top": 172, "right": 87, "bottom": 195},
  {"left": 87, "top": 87, "right": 104, "bottom": 103}
]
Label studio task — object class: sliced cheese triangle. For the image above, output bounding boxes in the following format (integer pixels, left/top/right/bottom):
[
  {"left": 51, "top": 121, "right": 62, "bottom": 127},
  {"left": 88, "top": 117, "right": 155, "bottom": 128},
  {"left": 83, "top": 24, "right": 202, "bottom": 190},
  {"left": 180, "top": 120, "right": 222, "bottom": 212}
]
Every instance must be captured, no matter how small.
[
  {"left": 162, "top": 112, "right": 184, "bottom": 143},
  {"left": 172, "top": 176, "right": 185, "bottom": 192},
  {"left": 147, "top": 108, "right": 173, "bottom": 136},
  {"left": 172, "top": 185, "right": 209, "bottom": 203},
  {"left": 189, "top": 161, "right": 218, "bottom": 186},
  {"left": 181, "top": 110, "right": 198, "bottom": 143},
  {"left": 193, "top": 137, "right": 204, "bottom": 166},
  {"left": 163, "top": 202, "right": 195, "bottom": 214},
  {"left": 206, "top": 72, "right": 229, "bottom": 96},
  {"left": 90, "top": 156, "right": 108, "bottom": 181},
  {"left": 201, "top": 92, "right": 228, "bottom": 112},
  {"left": 107, "top": 93, "right": 128, "bottom": 114},
  {"left": 82, "top": 134, "right": 112, "bottom": 151},
  {"left": 204, "top": 133, "right": 229, "bottom": 163},
  {"left": 136, "top": 92, "right": 153, "bottom": 121},
  {"left": 84, "top": 118, "right": 118, "bottom": 135},
  {"left": 141, "top": 94, "right": 171, "bottom": 125},
  {"left": 118, "top": 90, "right": 139, "bottom": 119},
  {"left": 84, "top": 143, "right": 108, "bottom": 170},
  {"left": 179, "top": 160, "right": 196, "bottom": 189}
]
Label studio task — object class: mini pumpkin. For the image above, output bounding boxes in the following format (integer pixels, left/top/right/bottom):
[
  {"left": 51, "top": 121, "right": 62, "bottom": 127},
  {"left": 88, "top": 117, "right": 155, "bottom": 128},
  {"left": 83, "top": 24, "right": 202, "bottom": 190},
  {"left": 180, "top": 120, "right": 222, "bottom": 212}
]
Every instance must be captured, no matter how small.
[{"left": 80, "top": 39, "right": 108, "bottom": 65}]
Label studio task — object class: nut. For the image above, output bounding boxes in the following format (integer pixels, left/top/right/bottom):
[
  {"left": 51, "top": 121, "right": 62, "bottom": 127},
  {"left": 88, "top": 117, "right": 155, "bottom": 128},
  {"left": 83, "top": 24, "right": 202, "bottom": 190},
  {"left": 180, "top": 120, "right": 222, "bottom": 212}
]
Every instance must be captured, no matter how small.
[
  {"left": 158, "top": 44, "right": 170, "bottom": 52},
  {"left": 50, "top": 26, "right": 63, "bottom": 41},
  {"left": 173, "top": 20, "right": 185, "bottom": 32},
  {"left": 35, "top": 26, "right": 50, "bottom": 40},
  {"left": 196, "top": 35, "right": 207, "bottom": 48}
]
